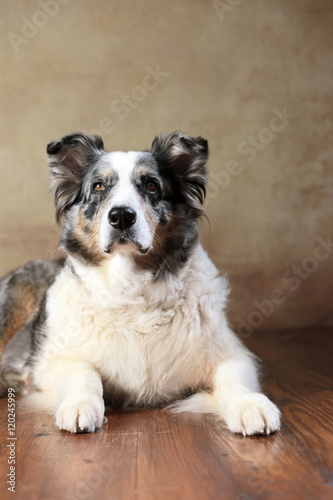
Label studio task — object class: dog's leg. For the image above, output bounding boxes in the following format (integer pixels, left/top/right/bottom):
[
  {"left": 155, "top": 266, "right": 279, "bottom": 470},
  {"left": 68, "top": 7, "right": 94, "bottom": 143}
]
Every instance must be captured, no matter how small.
[
  {"left": 33, "top": 358, "right": 105, "bottom": 433},
  {"left": 213, "top": 351, "right": 281, "bottom": 436}
]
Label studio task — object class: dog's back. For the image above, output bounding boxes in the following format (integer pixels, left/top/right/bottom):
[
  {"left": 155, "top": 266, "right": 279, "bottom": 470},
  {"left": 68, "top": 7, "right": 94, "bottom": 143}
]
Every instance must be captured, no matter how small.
[{"left": 0, "top": 258, "right": 64, "bottom": 395}]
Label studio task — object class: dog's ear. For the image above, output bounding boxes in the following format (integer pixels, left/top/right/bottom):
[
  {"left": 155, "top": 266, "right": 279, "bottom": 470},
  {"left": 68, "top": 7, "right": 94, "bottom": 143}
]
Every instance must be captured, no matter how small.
[
  {"left": 47, "top": 132, "right": 104, "bottom": 224},
  {"left": 150, "top": 131, "right": 208, "bottom": 214}
]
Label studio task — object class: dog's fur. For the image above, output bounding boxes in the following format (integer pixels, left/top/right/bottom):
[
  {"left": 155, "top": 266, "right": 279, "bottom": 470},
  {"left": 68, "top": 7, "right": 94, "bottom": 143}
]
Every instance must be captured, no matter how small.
[{"left": 0, "top": 131, "right": 280, "bottom": 435}]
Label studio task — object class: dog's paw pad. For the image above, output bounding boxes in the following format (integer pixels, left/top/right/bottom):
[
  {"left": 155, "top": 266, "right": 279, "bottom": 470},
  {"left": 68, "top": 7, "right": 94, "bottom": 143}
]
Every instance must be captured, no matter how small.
[
  {"left": 225, "top": 393, "right": 281, "bottom": 436},
  {"left": 56, "top": 395, "right": 105, "bottom": 433}
]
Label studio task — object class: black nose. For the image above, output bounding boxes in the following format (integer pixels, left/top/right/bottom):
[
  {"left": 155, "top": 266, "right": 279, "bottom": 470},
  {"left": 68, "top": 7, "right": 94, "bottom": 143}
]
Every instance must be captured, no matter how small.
[{"left": 108, "top": 206, "right": 137, "bottom": 230}]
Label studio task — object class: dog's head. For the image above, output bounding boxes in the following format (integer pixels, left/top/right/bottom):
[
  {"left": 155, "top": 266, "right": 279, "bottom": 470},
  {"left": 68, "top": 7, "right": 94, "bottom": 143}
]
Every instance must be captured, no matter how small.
[{"left": 47, "top": 131, "right": 208, "bottom": 277}]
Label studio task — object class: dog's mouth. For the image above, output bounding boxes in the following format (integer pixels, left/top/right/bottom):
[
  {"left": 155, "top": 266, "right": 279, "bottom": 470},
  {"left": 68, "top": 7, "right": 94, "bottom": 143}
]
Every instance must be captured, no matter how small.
[{"left": 104, "top": 235, "right": 150, "bottom": 255}]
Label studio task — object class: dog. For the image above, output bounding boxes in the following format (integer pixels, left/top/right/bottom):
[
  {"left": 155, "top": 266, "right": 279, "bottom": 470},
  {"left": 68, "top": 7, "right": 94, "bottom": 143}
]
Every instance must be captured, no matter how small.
[{"left": 0, "top": 131, "right": 280, "bottom": 435}]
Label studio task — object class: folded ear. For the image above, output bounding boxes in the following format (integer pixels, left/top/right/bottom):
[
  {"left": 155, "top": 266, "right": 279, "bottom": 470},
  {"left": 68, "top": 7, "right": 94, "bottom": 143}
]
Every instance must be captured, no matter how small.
[
  {"left": 47, "top": 132, "right": 104, "bottom": 224},
  {"left": 150, "top": 131, "right": 208, "bottom": 215}
]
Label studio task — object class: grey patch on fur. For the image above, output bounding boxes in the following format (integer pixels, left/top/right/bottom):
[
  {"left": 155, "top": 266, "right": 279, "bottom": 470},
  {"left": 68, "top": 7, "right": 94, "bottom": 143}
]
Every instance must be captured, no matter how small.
[
  {"left": 134, "top": 132, "right": 209, "bottom": 278},
  {"left": 150, "top": 131, "right": 208, "bottom": 215},
  {"left": 0, "top": 258, "right": 65, "bottom": 395},
  {"left": 47, "top": 132, "right": 105, "bottom": 225},
  {"left": 0, "top": 325, "right": 32, "bottom": 395}
]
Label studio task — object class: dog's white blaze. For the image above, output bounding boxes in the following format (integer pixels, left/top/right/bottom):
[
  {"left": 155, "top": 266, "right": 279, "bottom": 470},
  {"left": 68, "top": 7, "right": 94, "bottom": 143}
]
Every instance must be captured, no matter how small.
[
  {"left": 107, "top": 151, "right": 138, "bottom": 186},
  {"left": 99, "top": 151, "right": 153, "bottom": 252}
]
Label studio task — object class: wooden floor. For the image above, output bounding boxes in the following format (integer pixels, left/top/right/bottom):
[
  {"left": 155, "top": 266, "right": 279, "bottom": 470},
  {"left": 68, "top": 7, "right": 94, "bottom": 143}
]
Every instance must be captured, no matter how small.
[{"left": 0, "top": 328, "right": 332, "bottom": 500}]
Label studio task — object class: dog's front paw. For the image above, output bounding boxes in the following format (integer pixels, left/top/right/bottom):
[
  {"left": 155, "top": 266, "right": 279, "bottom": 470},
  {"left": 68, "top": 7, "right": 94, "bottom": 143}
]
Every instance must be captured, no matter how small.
[
  {"left": 224, "top": 393, "right": 281, "bottom": 436},
  {"left": 55, "top": 393, "right": 105, "bottom": 433}
]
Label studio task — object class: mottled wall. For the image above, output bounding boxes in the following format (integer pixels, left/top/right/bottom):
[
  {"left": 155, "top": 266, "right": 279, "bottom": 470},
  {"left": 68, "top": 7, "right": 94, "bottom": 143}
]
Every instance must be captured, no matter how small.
[{"left": 0, "top": 0, "right": 332, "bottom": 332}]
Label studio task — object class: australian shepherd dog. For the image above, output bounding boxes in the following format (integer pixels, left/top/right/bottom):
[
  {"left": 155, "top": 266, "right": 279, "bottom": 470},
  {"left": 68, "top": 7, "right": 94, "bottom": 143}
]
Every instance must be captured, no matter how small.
[{"left": 0, "top": 131, "right": 280, "bottom": 435}]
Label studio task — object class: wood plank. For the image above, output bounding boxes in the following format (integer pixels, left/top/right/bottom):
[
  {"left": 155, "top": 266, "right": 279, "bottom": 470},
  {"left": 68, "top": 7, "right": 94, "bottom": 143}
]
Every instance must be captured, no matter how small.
[{"left": 0, "top": 328, "right": 332, "bottom": 500}]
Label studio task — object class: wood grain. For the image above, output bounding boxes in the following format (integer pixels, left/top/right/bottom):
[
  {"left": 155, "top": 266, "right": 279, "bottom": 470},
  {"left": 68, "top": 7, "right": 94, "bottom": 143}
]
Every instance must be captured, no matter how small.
[{"left": 0, "top": 328, "right": 332, "bottom": 500}]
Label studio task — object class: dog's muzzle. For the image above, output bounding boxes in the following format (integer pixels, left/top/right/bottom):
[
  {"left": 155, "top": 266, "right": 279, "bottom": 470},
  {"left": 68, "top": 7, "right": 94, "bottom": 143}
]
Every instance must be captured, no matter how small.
[{"left": 104, "top": 205, "right": 150, "bottom": 255}]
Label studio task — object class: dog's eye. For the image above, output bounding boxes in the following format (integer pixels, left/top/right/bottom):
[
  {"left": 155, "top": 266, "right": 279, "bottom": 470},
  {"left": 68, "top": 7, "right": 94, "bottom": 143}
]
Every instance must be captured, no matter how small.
[
  {"left": 93, "top": 182, "right": 105, "bottom": 192},
  {"left": 146, "top": 181, "right": 157, "bottom": 193}
]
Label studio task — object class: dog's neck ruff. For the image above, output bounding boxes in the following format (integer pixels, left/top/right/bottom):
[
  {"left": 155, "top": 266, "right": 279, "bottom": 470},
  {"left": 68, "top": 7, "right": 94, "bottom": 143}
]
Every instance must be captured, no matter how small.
[{"left": 67, "top": 250, "right": 190, "bottom": 310}]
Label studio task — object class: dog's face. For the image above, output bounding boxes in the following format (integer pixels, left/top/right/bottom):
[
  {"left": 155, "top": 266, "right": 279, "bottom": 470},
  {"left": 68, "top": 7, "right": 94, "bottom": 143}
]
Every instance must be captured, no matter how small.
[{"left": 47, "top": 131, "right": 208, "bottom": 277}]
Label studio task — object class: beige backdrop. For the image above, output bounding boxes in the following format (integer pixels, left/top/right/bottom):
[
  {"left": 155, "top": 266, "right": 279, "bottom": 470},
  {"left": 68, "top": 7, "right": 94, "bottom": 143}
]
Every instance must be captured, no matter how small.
[{"left": 0, "top": 0, "right": 332, "bottom": 333}]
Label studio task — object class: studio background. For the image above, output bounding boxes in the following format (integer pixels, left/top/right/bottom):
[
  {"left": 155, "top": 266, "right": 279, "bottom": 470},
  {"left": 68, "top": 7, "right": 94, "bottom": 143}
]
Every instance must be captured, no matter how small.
[{"left": 0, "top": 0, "right": 332, "bottom": 332}]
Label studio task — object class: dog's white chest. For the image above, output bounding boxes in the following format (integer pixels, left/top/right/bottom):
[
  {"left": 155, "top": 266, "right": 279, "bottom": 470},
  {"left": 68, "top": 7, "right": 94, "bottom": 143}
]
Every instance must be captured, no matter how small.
[
  {"left": 44, "top": 264, "right": 205, "bottom": 404},
  {"left": 40, "top": 248, "right": 226, "bottom": 405}
]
